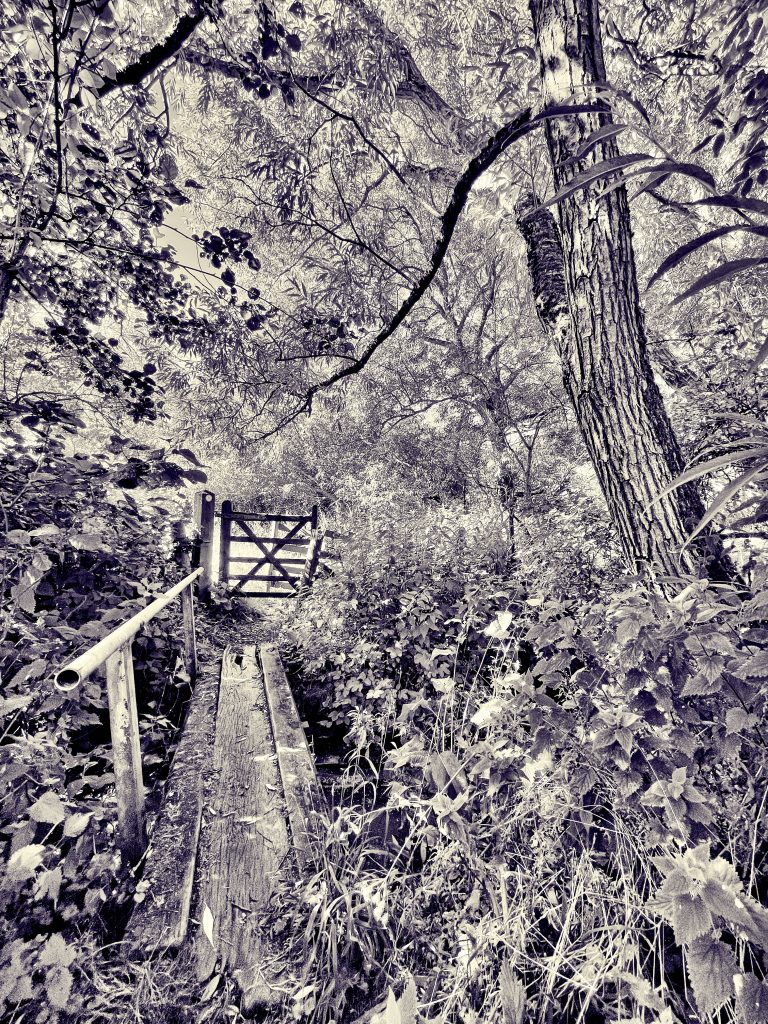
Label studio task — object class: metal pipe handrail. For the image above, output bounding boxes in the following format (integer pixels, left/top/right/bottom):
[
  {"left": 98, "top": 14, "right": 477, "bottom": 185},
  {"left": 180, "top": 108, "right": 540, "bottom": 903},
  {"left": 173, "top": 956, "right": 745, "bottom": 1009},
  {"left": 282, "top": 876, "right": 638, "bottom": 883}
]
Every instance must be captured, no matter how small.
[{"left": 55, "top": 567, "right": 203, "bottom": 692}]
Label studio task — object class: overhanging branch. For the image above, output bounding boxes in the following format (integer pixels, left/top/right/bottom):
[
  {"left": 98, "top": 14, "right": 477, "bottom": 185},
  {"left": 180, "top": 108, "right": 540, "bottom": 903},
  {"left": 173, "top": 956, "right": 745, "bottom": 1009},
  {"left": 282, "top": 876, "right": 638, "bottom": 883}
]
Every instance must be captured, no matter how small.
[{"left": 259, "top": 103, "right": 604, "bottom": 438}]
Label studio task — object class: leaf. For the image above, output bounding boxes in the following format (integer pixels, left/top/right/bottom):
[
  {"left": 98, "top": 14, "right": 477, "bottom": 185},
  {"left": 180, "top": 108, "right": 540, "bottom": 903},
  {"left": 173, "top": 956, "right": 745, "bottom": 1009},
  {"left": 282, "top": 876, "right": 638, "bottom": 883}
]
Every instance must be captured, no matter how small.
[
  {"left": 670, "top": 257, "right": 768, "bottom": 307},
  {"left": 685, "top": 461, "right": 768, "bottom": 546},
  {"left": 39, "top": 934, "right": 75, "bottom": 969},
  {"left": 471, "top": 697, "right": 506, "bottom": 728},
  {"left": 0, "top": 694, "right": 34, "bottom": 718},
  {"left": 398, "top": 977, "right": 417, "bottom": 1024},
  {"left": 689, "top": 194, "right": 768, "bottom": 218},
  {"left": 648, "top": 226, "right": 740, "bottom": 289},
  {"left": 749, "top": 335, "right": 768, "bottom": 371},
  {"left": 202, "top": 904, "right": 215, "bottom": 948},
  {"left": 34, "top": 867, "right": 63, "bottom": 906},
  {"left": 561, "top": 123, "right": 627, "bottom": 165},
  {"left": 29, "top": 791, "right": 66, "bottom": 825},
  {"left": 499, "top": 959, "right": 526, "bottom": 1024},
  {"left": 672, "top": 896, "right": 713, "bottom": 944},
  {"left": 383, "top": 987, "right": 401, "bottom": 1024},
  {"left": 649, "top": 445, "right": 768, "bottom": 507},
  {"left": 171, "top": 447, "right": 206, "bottom": 468},
  {"left": 544, "top": 153, "right": 652, "bottom": 207},
  {"left": 70, "top": 532, "right": 104, "bottom": 551},
  {"left": 734, "top": 973, "right": 768, "bottom": 1024},
  {"left": 45, "top": 964, "right": 73, "bottom": 1009},
  {"left": 725, "top": 707, "right": 757, "bottom": 734},
  {"left": 687, "top": 934, "right": 737, "bottom": 1016},
  {"left": 63, "top": 811, "right": 92, "bottom": 838},
  {"left": 7, "top": 844, "right": 47, "bottom": 881},
  {"left": 484, "top": 610, "right": 514, "bottom": 638}
]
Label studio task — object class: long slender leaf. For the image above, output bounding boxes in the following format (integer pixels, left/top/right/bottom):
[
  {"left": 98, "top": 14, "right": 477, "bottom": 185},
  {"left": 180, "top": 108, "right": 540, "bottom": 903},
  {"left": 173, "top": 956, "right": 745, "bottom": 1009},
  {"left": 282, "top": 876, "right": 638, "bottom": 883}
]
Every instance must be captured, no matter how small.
[
  {"left": 670, "top": 257, "right": 768, "bottom": 306},
  {"left": 648, "top": 226, "right": 738, "bottom": 289},
  {"left": 544, "top": 153, "right": 652, "bottom": 208},
  {"left": 686, "top": 461, "right": 768, "bottom": 546},
  {"left": 648, "top": 445, "right": 768, "bottom": 507},
  {"left": 750, "top": 336, "right": 768, "bottom": 371},
  {"left": 688, "top": 195, "right": 768, "bottom": 218},
  {"left": 561, "top": 123, "right": 627, "bottom": 166}
]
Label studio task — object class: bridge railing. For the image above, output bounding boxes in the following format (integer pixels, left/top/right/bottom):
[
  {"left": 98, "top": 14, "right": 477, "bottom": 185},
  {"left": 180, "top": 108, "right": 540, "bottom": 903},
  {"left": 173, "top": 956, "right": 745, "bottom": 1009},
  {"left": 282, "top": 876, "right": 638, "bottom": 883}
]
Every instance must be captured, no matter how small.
[{"left": 55, "top": 567, "right": 203, "bottom": 862}]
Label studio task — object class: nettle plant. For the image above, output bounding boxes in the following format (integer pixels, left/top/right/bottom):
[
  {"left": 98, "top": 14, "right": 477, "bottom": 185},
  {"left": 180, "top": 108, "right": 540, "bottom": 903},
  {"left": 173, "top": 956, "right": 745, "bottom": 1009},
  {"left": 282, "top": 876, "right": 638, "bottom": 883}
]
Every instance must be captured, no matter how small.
[
  {"left": 0, "top": 404, "right": 205, "bottom": 1019},
  {"left": 292, "top": 567, "right": 768, "bottom": 1022}
]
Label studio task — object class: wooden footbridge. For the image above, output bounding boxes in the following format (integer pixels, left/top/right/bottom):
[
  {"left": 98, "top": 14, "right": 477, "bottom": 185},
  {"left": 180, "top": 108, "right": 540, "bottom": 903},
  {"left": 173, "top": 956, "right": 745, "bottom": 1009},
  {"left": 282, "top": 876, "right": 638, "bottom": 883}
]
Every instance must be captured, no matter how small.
[{"left": 54, "top": 495, "right": 328, "bottom": 1014}]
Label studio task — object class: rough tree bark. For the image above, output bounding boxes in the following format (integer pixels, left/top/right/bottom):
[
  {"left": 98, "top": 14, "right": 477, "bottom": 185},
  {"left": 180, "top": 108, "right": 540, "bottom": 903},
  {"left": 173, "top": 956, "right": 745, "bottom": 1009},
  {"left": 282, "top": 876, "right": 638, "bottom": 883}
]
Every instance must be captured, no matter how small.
[{"left": 523, "top": 0, "right": 728, "bottom": 580}]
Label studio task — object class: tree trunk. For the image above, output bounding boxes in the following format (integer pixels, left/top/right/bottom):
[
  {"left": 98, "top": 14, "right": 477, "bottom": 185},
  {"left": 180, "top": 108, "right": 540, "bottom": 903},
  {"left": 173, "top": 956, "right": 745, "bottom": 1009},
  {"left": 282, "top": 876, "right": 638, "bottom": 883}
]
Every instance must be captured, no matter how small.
[{"left": 523, "top": 0, "right": 727, "bottom": 580}]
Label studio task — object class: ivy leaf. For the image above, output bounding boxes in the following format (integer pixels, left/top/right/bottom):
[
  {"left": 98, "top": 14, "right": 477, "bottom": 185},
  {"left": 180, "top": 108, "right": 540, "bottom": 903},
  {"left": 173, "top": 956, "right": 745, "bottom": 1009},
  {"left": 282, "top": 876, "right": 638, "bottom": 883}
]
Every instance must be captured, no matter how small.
[{"left": 687, "top": 934, "right": 737, "bottom": 1016}]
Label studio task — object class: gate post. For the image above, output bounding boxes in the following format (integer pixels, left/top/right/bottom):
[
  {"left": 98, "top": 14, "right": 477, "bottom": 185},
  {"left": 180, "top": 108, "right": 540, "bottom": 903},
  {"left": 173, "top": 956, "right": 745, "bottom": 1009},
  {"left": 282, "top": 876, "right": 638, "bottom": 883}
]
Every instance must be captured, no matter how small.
[
  {"left": 193, "top": 490, "right": 215, "bottom": 603},
  {"left": 219, "top": 499, "right": 232, "bottom": 585}
]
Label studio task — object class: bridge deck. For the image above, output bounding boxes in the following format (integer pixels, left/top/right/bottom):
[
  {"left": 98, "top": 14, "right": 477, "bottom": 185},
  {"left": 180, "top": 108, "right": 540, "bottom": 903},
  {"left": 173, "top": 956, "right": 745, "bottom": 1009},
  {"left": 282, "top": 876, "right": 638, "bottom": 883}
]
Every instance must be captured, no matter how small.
[{"left": 127, "top": 643, "right": 323, "bottom": 1013}]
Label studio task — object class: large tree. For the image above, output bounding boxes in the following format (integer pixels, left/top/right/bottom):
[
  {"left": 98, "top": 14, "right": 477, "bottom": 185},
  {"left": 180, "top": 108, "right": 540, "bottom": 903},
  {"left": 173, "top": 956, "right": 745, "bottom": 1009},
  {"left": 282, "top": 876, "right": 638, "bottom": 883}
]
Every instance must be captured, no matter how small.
[{"left": 520, "top": 0, "right": 729, "bottom": 579}]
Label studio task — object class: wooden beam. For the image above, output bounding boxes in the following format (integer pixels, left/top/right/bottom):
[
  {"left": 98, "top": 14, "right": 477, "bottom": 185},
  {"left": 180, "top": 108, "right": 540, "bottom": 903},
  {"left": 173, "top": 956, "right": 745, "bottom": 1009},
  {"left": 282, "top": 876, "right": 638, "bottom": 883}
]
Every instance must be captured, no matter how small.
[
  {"left": 220, "top": 513, "right": 312, "bottom": 523},
  {"left": 260, "top": 644, "right": 325, "bottom": 866},
  {"left": 106, "top": 645, "right": 145, "bottom": 862},
  {"left": 125, "top": 661, "right": 219, "bottom": 953}
]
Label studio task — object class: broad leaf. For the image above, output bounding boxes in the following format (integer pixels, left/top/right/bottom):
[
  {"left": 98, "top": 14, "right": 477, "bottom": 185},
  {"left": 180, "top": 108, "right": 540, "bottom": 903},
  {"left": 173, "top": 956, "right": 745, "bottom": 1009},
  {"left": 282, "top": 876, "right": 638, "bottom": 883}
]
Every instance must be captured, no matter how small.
[{"left": 687, "top": 935, "right": 737, "bottom": 1016}]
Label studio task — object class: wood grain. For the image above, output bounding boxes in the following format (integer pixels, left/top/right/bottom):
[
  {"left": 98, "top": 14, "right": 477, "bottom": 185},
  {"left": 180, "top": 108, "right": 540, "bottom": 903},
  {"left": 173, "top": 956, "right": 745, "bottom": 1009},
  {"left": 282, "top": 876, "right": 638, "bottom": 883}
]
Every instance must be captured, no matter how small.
[{"left": 193, "top": 645, "right": 292, "bottom": 1009}]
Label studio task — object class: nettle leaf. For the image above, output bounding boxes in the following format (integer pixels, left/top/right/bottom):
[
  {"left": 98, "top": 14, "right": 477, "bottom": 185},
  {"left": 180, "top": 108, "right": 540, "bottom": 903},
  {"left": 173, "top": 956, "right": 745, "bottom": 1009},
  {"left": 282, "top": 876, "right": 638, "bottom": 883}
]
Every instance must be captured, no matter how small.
[
  {"left": 734, "top": 973, "right": 768, "bottom": 1024},
  {"left": 45, "top": 964, "right": 73, "bottom": 1010},
  {"left": 687, "top": 934, "right": 737, "bottom": 1016},
  {"left": 672, "top": 896, "right": 713, "bottom": 944},
  {"left": 7, "top": 844, "right": 47, "bottom": 881},
  {"left": 38, "top": 934, "right": 75, "bottom": 969},
  {"left": 725, "top": 707, "right": 757, "bottom": 734},
  {"left": 29, "top": 791, "right": 66, "bottom": 825}
]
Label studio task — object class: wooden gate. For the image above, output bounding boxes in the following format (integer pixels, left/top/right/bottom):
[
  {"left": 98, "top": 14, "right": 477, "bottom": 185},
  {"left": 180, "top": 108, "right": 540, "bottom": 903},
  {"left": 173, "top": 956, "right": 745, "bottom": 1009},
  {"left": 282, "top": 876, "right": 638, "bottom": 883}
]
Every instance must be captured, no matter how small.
[{"left": 217, "top": 501, "right": 320, "bottom": 598}]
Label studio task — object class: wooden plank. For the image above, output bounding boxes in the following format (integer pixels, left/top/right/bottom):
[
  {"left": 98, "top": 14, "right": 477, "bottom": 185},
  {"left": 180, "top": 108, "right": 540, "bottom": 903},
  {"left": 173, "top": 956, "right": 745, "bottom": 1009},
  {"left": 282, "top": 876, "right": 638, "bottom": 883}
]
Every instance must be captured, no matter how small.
[
  {"left": 106, "top": 645, "right": 145, "bottom": 863},
  {"left": 126, "top": 661, "right": 220, "bottom": 953},
  {"left": 238, "top": 591, "right": 296, "bottom": 599},
  {"left": 260, "top": 644, "right": 325, "bottom": 866},
  {"left": 193, "top": 646, "right": 292, "bottom": 1007},
  {"left": 219, "top": 499, "right": 232, "bottom": 583}
]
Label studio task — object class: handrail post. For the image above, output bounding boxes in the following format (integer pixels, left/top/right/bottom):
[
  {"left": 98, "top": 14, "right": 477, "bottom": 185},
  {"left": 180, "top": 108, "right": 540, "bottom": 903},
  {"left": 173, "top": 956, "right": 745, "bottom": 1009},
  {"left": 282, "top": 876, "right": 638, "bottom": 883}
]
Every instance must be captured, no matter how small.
[
  {"left": 219, "top": 499, "right": 232, "bottom": 585},
  {"left": 193, "top": 491, "right": 215, "bottom": 603},
  {"left": 181, "top": 584, "right": 197, "bottom": 684},
  {"left": 106, "top": 644, "right": 146, "bottom": 863}
]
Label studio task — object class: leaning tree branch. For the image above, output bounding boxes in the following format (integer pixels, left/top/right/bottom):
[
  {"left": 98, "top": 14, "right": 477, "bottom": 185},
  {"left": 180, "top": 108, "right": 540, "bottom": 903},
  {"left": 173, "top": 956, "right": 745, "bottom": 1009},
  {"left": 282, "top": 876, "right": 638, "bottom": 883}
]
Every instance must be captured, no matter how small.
[
  {"left": 257, "top": 103, "right": 604, "bottom": 439},
  {"left": 98, "top": 10, "right": 207, "bottom": 97}
]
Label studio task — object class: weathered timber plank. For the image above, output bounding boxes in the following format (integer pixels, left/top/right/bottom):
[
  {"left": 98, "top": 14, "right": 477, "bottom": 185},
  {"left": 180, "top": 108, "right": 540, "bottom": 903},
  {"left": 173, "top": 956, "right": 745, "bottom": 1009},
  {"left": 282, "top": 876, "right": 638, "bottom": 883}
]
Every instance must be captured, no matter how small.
[
  {"left": 126, "top": 660, "right": 220, "bottom": 953},
  {"left": 193, "top": 646, "right": 292, "bottom": 1009},
  {"left": 260, "top": 644, "right": 325, "bottom": 866}
]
